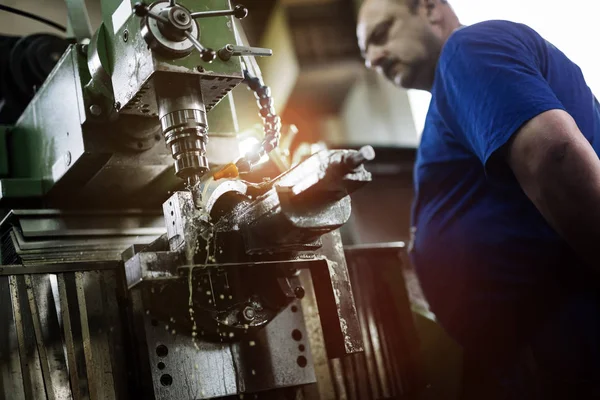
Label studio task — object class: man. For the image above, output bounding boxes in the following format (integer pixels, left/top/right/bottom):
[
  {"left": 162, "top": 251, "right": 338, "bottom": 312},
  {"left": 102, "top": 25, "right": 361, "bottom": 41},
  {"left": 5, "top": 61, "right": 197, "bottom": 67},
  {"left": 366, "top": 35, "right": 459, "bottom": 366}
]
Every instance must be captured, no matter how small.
[{"left": 357, "top": 0, "right": 600, "bottom": 398}]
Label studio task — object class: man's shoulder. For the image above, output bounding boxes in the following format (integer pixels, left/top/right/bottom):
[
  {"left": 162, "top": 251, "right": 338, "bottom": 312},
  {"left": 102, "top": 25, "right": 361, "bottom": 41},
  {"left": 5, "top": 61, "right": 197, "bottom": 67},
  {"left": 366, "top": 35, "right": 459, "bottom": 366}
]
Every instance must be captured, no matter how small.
[
  {"left": 449, "top": 20, "right": 538, "bottom": 44},
  {"left": 440, "top": 20, "right": 543, "bottom": 65}
]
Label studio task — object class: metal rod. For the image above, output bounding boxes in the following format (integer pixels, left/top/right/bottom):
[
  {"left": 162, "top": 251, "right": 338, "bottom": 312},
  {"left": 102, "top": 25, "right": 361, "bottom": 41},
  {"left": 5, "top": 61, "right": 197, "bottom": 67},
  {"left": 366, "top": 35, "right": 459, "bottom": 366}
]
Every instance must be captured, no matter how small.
[
  {"left": 169, "top": 0, "right": 176, "bottom": 5},
  {"left": 183, "top": 29, "right": 206, "bottom": 52},
  {"left": 190, "top": 9, "right": 234, "bottom": 19},
  {"left": 229, "top": 45, "right": 272, "bottom": 57},
  {"left": 146, "top": 10, "right": 170, "bottom": 25},
  {"left": 0, "top": 261, "right": 120, "bottom": 276}
]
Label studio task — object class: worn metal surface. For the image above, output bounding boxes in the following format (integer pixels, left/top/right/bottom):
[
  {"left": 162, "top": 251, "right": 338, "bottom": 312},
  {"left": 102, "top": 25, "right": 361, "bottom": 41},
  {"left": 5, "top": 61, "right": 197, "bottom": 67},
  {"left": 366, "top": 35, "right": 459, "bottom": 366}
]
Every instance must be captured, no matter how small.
[
  {"left": 0, "top": 276, "right": 26, "bottom": 400},
  {"left": 298, "top": 269, "right": 336, "bottom": 400},
  {"left": 132, "top": 286, "right": 316, "bottom": 399},
  {"left": 324, "top": 244, "right": 426, "bottom": 400},
  {"left": 311, "top": 230, "right": 363, "bottom": 359},
  {"left": 0, "top": 209, "right": 165, "bottom": 267},
  {"left": 124, "top": 251, "right": 181, "bottom": 288},
  {"left": 0, "top": 209, "right": 163, "bottom": 400},
  {"left": 10, "top": 46, "right": 85, "bottom": 184},
  {"left": 0, "top": 269, "right": 127, "bottom": 400}
]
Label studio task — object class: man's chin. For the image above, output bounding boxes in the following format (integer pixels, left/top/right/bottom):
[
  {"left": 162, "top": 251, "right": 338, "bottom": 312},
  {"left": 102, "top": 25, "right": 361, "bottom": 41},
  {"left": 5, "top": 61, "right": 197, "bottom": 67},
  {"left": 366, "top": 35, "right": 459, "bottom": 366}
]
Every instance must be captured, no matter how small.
[{"left": 392, "top": 71, "right": 420, "bottom": 90}]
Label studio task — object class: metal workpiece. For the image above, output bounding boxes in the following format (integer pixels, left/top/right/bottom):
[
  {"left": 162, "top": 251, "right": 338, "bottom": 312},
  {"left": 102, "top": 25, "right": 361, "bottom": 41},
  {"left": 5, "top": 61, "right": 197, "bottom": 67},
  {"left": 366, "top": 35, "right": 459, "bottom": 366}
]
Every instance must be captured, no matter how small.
[
  {"left": 312, "top": 230, "right": 363, "bottom": 358},
  {"left": 212, "top": 149, "right": 372, "bottom": 254},
  {"left": 162, "top": 190, "right": 211, "bottom": 254},
  {"left": 275, "top": 146, "right": 375, "bottom": 206},
  {"left": 148, "top": 148, "right": 373, "bottom": 256}
]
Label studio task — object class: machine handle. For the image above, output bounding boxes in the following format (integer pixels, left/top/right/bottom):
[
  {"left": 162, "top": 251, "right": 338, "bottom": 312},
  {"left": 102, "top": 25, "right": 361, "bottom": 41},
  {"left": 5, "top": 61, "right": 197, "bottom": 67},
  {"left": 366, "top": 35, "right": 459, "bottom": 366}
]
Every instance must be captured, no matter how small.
[
  {"left": 217, "top": 44, "right": 272, "bottom": 61},
  {"left": 134, "top": 2, "right": 216, "bottom": 63},
  {"left": 183, "top": 30, "right": 217, "bottom": 62},
  {"left": 133, "top": 2, "right": 169, "bottom": 24},
  {"left": 190, "top": 4, "right": 248, "bottom": 20}
]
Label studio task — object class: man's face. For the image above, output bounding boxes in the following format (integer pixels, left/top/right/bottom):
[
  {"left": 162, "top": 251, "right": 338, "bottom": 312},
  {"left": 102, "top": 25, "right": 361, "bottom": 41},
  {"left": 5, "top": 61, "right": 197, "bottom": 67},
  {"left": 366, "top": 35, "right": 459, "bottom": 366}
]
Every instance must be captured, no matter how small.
[{"left": 357, "top": 0, "right": 443, "bottom": 90}]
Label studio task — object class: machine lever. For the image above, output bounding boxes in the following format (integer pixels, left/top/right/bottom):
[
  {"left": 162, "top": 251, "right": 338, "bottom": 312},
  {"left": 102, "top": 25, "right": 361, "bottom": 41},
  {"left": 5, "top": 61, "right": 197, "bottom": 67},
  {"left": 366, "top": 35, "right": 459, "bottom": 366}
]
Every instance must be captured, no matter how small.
[
  {"left": 183, "top": 30, "right": 216, "bottom": 62},
  {"left": 217, "top": 44, "right": 272, "bottom": 61},
  {"left": 133, "top": 2, "right": 170, "bottom": 25},
  {"left": 190, "top": 4, "right": 248, "bottom": 20}
]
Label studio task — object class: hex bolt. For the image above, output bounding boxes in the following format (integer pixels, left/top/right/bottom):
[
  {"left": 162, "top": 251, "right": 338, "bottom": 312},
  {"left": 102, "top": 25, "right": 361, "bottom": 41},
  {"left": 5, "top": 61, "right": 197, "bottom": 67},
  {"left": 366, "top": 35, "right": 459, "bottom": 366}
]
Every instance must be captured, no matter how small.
[
  {"left": 175, "top": 10, "right": 188, "bottom": 23},
  {"left": 241, "top": 306, "right": 256, "bottom": 322}
]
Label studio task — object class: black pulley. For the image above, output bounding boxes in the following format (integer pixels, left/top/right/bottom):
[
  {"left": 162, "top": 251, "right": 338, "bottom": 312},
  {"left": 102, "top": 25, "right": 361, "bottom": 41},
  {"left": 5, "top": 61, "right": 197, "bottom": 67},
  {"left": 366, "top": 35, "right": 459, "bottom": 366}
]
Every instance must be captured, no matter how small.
[{"left": 0, "top": 33, "right": 69, "bottom": 124}]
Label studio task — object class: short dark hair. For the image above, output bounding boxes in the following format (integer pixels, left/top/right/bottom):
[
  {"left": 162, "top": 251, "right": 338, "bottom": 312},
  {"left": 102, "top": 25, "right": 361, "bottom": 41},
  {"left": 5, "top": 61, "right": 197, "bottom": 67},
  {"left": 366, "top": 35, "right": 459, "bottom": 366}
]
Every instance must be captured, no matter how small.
[{"left": 407, "top": 0, "right": 449, "bottom": 13}]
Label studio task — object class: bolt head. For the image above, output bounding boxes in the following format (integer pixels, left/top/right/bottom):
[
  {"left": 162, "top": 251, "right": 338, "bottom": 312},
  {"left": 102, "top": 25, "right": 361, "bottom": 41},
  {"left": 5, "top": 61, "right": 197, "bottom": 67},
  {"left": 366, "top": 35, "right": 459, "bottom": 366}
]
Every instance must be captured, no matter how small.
[
  {"left": 294, "top": 286, "right": 305, "bottom": 299},
  {"left": 89, "top": 104, "right": 102, "bottom": 116},
  {"left": 175, "top": 10, "right": 188, "bottom": 22},
  {"left": 242, "top": 306, "right": 256, "bottom": 321}
]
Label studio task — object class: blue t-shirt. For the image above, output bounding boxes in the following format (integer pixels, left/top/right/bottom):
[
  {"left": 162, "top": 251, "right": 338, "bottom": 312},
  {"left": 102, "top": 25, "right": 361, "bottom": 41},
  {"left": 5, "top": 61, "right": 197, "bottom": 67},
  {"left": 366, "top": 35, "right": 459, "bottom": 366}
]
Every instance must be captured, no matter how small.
[{"left": 410, "top": 20, "right": 600, "bottom": 345}]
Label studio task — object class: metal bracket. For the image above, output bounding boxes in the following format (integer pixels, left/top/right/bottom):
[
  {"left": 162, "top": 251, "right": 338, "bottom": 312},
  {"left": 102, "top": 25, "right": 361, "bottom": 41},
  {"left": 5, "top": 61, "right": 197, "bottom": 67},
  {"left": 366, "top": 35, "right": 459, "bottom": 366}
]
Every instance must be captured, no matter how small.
[{"left": 65, "top": 0, "right": 93, "bottom": 42}]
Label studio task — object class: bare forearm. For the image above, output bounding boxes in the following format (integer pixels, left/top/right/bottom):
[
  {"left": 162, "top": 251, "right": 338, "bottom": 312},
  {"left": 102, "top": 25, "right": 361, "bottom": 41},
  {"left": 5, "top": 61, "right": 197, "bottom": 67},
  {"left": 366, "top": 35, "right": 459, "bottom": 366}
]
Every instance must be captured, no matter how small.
[{"left": 527, "top": 141, "right": 600, "bottom": 267}]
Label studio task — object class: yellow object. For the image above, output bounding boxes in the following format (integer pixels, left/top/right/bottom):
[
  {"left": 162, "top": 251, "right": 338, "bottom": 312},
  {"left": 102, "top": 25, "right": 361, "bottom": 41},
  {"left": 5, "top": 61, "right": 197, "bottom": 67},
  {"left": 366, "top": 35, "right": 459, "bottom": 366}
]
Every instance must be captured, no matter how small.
[{"left": 213, "top": 163, "right": 239, "bottom": 180}]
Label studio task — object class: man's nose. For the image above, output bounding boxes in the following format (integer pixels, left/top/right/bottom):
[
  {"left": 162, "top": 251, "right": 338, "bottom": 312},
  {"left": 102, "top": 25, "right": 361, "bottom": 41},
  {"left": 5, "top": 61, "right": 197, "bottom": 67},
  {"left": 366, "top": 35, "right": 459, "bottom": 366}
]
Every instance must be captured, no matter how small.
[{"left": 365, "top": 46, "right": 388, "bottom": 70}]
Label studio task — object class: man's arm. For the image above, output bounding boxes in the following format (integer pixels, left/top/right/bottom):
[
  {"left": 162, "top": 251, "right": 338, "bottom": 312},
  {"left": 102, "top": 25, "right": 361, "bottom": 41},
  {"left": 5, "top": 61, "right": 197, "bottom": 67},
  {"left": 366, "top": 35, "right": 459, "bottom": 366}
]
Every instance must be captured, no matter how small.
[{"left": 507, "top": 109, "right": 600, "bottom": 268}]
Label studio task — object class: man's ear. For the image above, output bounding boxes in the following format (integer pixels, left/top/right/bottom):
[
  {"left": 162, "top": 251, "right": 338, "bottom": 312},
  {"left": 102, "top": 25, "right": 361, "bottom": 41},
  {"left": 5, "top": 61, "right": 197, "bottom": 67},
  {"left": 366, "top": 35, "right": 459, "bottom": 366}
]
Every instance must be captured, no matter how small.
[{"left": 421, "top": 0, "right": 443, "bottom": 25}]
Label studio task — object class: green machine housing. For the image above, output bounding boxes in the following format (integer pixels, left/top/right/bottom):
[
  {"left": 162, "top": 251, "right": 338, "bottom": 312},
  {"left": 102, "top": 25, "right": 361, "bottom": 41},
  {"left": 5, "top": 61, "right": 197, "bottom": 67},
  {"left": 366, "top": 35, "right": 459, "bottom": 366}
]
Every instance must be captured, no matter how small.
[{"left": 0, "top": 0, "right": 245, "bottom": 208}]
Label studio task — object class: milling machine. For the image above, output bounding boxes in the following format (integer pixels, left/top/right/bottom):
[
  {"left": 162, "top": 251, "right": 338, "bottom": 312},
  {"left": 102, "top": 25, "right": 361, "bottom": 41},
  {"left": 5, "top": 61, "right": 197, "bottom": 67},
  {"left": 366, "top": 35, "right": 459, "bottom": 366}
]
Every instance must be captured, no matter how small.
[{"left": 0, "top": 1, "right": 374, "bottom": 399}]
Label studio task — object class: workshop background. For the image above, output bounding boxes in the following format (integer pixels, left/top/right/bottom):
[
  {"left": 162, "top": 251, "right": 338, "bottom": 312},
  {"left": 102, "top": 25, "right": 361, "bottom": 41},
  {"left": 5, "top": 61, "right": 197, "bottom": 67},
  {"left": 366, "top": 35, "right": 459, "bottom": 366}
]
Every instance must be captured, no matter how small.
[{"left": 1, "top": 0, "right": 597, "bottom": 399}]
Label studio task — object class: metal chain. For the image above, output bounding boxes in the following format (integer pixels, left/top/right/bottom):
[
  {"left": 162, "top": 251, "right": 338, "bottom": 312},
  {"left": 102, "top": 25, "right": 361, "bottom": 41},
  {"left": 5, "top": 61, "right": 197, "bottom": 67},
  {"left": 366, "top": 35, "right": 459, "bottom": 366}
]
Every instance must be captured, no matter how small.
[{"left": 235, "top": 69, "right": 281, "bottom": 173}]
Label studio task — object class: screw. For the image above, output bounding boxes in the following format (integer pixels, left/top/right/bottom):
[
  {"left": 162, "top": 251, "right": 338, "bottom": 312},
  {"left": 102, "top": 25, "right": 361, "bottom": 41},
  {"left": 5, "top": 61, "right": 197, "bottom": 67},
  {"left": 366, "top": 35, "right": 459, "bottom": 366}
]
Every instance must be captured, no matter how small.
[
  {"left": 294, "top": 286, "right": 305, "bottom": 299},
  {"left": 78, "top": 44, "right": 88, "bottom": 56},
  {"left": 196, "top": 66, "right": 205, "bottom": 73},
  {"left": 241, "top": 306, "right": 256, "bottom": 322},
  {"left": 89, "top": 104, "right": 102, "bottom": 116},
  {"left": 65, "top": 151, "right": 72, "bottom": 166},
  {"left": 174, "top": 10, "right": 188, "bottom": 23},
  {"left": 123, "top": 29, "right": 129, "bottom": 42}
]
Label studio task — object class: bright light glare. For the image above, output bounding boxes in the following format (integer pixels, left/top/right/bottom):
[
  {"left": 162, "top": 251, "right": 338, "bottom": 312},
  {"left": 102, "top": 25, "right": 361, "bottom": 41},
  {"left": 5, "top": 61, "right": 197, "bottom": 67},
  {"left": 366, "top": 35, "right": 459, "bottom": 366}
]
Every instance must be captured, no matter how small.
[
  {"left": 238, "top": 136, "right": 269, "bottom": 164},
  {"left": 409, "top": 1, "right": 600, "bottom": 139}
]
